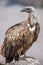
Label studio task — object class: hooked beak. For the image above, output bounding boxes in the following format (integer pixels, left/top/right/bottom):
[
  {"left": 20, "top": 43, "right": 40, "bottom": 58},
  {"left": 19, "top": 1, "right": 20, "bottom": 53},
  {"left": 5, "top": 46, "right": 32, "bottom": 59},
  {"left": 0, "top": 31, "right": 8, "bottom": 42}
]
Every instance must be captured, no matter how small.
[{"left": 20, "top": 8, "right": 31, "bottom": 13}]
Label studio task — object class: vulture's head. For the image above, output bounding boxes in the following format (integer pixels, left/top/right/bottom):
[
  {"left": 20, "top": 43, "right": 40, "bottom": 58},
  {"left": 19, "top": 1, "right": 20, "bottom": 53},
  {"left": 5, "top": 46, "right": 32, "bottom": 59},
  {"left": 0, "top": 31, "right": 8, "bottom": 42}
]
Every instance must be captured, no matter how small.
[
  {"left": 21, "top": 6, "right": 36, "bottom": 13},
  {"left": 21, "top": 6, "right": 37, "bottom": 26}
]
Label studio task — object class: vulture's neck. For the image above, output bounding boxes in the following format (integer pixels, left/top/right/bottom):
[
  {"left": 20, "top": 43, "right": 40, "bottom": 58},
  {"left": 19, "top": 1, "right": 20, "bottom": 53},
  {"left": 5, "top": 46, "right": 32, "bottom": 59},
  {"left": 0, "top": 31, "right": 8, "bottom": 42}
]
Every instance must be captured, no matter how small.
[
  {"left": 29, "top": 12, "right": 36, "bottom": 26},
  {"left": 27, "top": 12, "right": 37, "bottom": 32}
]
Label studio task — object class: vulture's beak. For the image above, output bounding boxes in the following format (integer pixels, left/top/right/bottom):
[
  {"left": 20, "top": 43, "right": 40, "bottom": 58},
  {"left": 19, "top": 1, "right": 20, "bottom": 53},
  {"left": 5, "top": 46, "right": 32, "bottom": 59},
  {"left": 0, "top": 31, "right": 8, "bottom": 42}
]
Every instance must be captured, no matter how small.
[{"left": 21, "top": 8, "right": 30, "bottom": 13}]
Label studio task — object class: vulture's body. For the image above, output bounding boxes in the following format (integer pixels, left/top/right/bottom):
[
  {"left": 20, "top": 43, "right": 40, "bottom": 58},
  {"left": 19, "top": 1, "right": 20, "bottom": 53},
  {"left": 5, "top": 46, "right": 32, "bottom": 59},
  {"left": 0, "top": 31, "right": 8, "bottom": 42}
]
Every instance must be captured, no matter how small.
[{"left": 1, "top": 6, "right": 40, "bottom": 63}]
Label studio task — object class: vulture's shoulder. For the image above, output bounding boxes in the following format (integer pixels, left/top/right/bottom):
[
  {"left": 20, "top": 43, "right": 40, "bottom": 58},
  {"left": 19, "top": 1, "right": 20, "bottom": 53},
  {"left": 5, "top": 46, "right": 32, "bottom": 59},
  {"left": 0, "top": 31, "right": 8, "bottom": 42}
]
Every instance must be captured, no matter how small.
[
  {"left": 5, "top": 19, "right": 30, "bottom": 35},
  {"left": 5, "top": 23, "right": 21, "bottom": 34}
]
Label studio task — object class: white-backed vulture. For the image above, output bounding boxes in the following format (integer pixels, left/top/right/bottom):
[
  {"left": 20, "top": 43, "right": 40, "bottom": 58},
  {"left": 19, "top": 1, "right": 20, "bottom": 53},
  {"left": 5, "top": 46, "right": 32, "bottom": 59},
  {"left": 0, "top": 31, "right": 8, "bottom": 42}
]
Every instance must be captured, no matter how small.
[{"left": 0, "top": 6, "right": 40, "bottom": 63}]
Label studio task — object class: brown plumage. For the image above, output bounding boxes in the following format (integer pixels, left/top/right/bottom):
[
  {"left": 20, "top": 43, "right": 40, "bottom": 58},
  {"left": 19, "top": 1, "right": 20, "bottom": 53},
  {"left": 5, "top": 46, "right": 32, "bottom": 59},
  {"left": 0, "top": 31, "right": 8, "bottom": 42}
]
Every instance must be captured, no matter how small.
[{"left": 0, "top": 6, "right": 40, "bottom": 63}]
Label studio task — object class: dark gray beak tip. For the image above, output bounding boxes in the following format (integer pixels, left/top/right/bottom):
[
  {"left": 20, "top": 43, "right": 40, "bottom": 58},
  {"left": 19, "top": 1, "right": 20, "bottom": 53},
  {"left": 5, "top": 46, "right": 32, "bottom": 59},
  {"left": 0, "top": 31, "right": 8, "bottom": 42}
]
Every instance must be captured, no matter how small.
[{"left": 20, "top": 10, "right": 25, "bottom": 12}]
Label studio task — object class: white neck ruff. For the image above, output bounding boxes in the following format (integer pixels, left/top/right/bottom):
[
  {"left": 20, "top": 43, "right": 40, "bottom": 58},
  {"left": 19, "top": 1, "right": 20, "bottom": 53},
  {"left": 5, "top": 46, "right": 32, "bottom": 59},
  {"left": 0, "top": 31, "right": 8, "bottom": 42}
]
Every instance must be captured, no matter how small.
[{"left": 30, "top": 12, "right": 36, "bottom": 25}]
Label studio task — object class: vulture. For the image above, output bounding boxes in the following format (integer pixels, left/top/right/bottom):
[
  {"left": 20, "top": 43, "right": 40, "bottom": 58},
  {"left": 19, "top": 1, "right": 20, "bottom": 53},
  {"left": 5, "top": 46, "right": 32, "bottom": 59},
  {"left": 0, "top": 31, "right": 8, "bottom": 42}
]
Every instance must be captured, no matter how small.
[{"left": 0, "top": 6, "right": 40, "bottom": 63}]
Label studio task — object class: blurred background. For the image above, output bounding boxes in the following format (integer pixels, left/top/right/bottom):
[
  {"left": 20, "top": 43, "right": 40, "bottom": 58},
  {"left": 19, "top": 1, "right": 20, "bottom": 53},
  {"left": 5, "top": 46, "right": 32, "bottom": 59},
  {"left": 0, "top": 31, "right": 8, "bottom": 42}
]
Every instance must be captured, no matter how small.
[
  {"left": 0, "top": 0, "right": 43, "bottom": 65},
  {"left": 0, "top": 0, "right": 43, "bottom": 7}
]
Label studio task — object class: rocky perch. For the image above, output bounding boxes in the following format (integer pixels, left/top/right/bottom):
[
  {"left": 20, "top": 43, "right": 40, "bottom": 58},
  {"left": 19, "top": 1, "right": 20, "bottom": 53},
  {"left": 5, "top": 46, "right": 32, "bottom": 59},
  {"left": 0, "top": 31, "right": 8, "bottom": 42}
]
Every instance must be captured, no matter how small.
[{"left": 0, "top": 55, "right": 40, "bottom": 65}]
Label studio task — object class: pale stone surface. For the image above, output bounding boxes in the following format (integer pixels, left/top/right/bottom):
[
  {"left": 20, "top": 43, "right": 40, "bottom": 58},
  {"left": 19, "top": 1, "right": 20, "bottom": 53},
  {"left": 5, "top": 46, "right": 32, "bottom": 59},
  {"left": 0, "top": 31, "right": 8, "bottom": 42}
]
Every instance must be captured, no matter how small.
[{"left": 0, "top": 55, "right": 40, "bottom": 65}]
